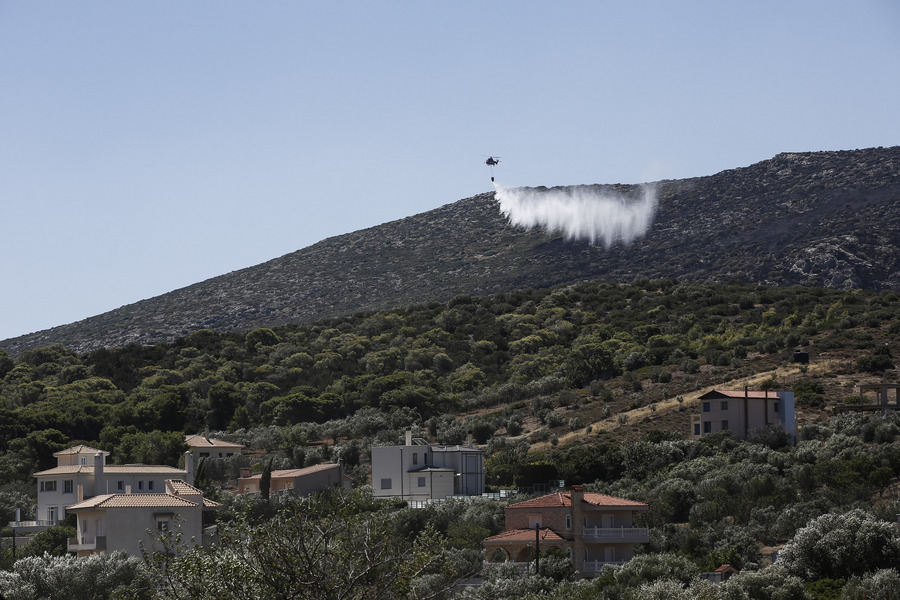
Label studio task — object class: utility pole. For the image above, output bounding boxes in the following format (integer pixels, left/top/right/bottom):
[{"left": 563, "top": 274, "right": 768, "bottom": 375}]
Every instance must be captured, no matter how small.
[{"left": 534, "top": 523, "right": 540, "bottom": 575}]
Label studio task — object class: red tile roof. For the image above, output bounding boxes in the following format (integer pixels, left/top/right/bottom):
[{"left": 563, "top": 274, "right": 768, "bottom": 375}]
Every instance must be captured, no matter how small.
[
  {"left": 484, "top": 528, "right": 566, "bottom": 542},
  {"left": 185, "top": 434, "right": 244, "bottom": 449},
  {"left": 507, "top": 492, "right": 647, "bottom": 510}
]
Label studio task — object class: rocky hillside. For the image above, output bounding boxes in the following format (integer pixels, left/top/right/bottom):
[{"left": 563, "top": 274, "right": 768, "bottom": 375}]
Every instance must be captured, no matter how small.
[{"left": 3, "top": 146, "right": 899, "bottom": 355}]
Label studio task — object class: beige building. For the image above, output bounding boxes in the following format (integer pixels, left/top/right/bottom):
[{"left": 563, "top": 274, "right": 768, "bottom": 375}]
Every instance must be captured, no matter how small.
[
  {"left": 67, "top": 479, "right": 219, "bottom": 557},
  {"left": 691, "top": 389, "right": 796, "bottom": 442},
  {"left": 237, "top": 463, "right": 351, "bottom": 496},
  {"left": 483, "top": 486, "right": 648, "bottom": 577},
  {"left": 30, "top": 446, "right": 190, "bottom": 526},
  {"left": 185, "top": 432, "right": 244, "bottom": 460},
  {"left": 371, "top": 431, "right": 484, "bottom": 502}
]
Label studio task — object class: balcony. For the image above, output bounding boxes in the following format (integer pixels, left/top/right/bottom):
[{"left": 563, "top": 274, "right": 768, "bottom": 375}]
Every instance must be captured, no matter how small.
[
  {"left": 582, "top": 526, "right": 650, "bottom": 543},
  {"left": 67, "top": 536, "right": 106, "bottom": 552},
  {"left": 7, "top": 520, "right": 58, "bottom": 532},
  {"left": 582, "top": 559, "right": 628, "bottom": 573}
]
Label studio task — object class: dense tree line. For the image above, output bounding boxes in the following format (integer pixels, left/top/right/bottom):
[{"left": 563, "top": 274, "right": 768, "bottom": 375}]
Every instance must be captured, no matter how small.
[{"left": 1, "top": 279, "right": 899, "bottom": 598}]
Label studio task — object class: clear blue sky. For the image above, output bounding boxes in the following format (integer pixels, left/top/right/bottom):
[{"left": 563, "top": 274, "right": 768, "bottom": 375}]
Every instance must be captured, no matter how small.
[{"left": 2, "top": 1, "right": 898, "bottom": 342}]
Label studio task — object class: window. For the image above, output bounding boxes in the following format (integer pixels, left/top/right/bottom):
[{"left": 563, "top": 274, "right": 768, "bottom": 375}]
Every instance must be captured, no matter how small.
[
  {"left": 418, "top": 477, "right": 426, "bottom": 487},
  {"left": 380, "top": 478, "right": 392, "bottom": 490},
  {"left": 80, "top": 457, "right": 88, "bottom": 465},
  {"left": 117, "top": 481, "right": 124, "bottom": 491},
  {"left": 40, "top": 480, "right": 57, "bottom": 492},
  {"left": 703, "top": 421, "right": 712, "bottom": 434},
  {"left": 423, "top": 453, "right": 427, "bottom": 464},
  {"left": 721, "top": 400, "right": 728, "bottom": 410},
  {"left": 63, "top": 480, "right": 74, "bottom": 494},
  {"left": 412, "top": 452, "right": 418, "bottom": 465},
  {"left": 721, "top": 420, "right": 729, "bottom": 431},
  {"left": 694, "top": 424, "right": 700, "bottom": 435},
  {"left": 565, "top": 515, "right": 572, "bottom": 530},
  {"left": 156, "top": 520, "right": 170, "bottom": 532},
  {"left": 148, "top": 480, "right": 155, "bottom": 491},
  {"left": 200, "top": 452, "right": 210, "bottom": 458},
  {"left": 702, "top": 402, "right": 711, "bottom": 412},
  {"left": 138, "top": 480, "right": 144, "bottom": 490},
  {"left": 774, "top": 402, "right": 779, "bottom": 412}
]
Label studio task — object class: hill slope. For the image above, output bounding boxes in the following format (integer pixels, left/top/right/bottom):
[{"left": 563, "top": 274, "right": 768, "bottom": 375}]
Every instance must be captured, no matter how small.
[{"left": 3, "top": 146, "right": 899, "bottom": 355}]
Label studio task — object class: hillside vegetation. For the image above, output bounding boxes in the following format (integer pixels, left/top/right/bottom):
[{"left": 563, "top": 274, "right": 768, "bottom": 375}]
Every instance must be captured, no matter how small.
[
  {"left": 2, "top": 279, "right": 900, "bottom": 598},
  {"left": 3, "top": 146, "right": 899, "bottom": 355}
]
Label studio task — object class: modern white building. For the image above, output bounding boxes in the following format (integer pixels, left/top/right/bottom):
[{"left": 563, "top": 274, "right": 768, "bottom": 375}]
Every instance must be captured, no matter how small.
[
  {"left": 371, "top": 432, "right": 484, "bottom": 502},
  {"left": 66, "top": 479, "right": 219, "bottom": 557},
  {"left": 29, "top": 445, "right": 191, "bottom": 526}
]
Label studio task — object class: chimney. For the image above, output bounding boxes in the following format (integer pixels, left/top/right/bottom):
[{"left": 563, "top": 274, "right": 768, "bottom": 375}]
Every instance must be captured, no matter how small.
[
  {"left": 77, "top": 485, "right": 84, "bottom": 503},
  {"left": 466, "top": 433, "right": 473, "bottom": 447},
  {"left": 239, "top": 467, "right": 251, "bottom": 478},
  {"left": 126, "top": 485, "right": 131, "bottom": 494},
  {"left": 405, "top": 430, "right": 412, "bottom": 446},
  {"left": 185, "top": 450, "right": 194, "bottom": 486},
  {"left": 204, "top": 426, "right": 210, "bottom": 442},
  {"left": 93, "top": 452, "right": 105, "bottom": 497}
]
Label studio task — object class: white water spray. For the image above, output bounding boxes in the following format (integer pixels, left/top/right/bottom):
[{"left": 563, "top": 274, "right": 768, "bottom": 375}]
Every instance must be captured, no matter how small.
[{"left": 494, "top": 183, "right": 658, "bottom": 249}]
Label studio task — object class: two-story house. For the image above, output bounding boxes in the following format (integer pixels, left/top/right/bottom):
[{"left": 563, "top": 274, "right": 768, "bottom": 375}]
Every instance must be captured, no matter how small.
[
  {"left": 237, "top": 463, "right": 351, "bottom": 496},
  {"left": 67, "top": 479, "right": 219, "bottom": 557},
  {"left": 30, "top": 445, "right": 192, "bottom": 526},
  {"left": 371, "top": 431, "right": 484, "bottom": 502},
  {"left": 690, "top": 388, "right": 796, "bottom": 442},
  {"left": 483, "top": 486, "right": 648, "bottom": 577},
  {"left": 185, "top": 431, "right": 244, "bottom": 461}
]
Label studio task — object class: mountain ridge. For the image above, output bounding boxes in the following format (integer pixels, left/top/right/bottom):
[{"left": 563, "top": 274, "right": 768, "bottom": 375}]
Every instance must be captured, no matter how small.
[{"left": 3, "top": 146, "right": 899, "bottom": 356}]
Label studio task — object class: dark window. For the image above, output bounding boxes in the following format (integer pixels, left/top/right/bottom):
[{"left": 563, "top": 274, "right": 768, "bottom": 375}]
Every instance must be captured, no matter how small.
[
  {"left": 63, "top": 480, "right": 74, "bottom": 494},
  {"left": 703, "top": 402, "right": 711, "bottom": 412},
  {"left": 148, "top": 480, "right": 155, "bottom": 491},
  {"left": 694, "top": 424, "right": 700, "bottom": 435},
  {"left": 703, "top": 421, "right": 712, "bottom": 433},
  {"left": 412, "top": 452, "right": 418, "bottom": 465},
  {"left": 380, "top": 478, "right": 392, "bottom": 490},
  {"left": 418, "top": 477, "right": 426, "bottom": 487},
  {"left": 721, "top": 401, "right": 728, "bottom": 410},
  {"left": 721, "top": 420, "right": 729, "bottom": 430},
  {"left": 774, "top": 402, "right": 779, "bottom": 412}
]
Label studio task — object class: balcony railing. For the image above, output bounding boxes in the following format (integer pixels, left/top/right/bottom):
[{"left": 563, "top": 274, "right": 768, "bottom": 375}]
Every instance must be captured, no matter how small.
[
  {"left": 7, "top": 520, "right": 58, "bottom": 530},
  {"left": 582, "top": 526, "right": 649, "bottom": 540},
  {"left": 583, "top": 559, "right": 628, "bottom": 573},
  {"left": 67, "top": 536, "right": 106, "bottom": 552}
]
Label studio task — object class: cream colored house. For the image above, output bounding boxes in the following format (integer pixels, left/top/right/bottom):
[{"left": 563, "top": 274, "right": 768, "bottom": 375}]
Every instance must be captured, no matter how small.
[
  {"left": 185, "top": 432, "right": 244, "bottom": 460},
  {"left": 31, "top": 446, "right": 191, "bottom": 526},
  {"left": 483, "top": 486, "right": 649, "bottom": 577},
  {"left": 371, "top": 431, "right": 484, "bottom": 502},
  {"left": 691, "top": 389, "right": 796, "bottom": 442},
  {"left": 66, "top": 479, "right": 219, "bottom": 557},
  {"left": 237, "top": 463, "right": 351, "bottom": 496}
]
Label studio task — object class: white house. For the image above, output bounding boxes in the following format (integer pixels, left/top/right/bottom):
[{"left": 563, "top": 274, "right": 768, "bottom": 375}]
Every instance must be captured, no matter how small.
[
  {"left": 371, "top": 432, "right": 484, "bottom": 502},
  {"left": 29, "top": 446, "right": 191, "bottom": 526},
  {"left": 66, "top": 479, "right": 219, "bottom": 557}
]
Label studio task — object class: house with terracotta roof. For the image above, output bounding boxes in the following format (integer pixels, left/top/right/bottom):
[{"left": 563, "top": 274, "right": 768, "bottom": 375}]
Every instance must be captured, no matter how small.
[
  {"left": 185, "top": 431, "right": 244, "bottom": 461},
  {"left": 237, "top": 463, "right": 351, "bottom": 496},
  {"left": 66, "top": 479, "right": 219, "bottom": 557},
  {"left": 371, "top": 431, "right": 484, "bottom": 502},
  {"left": 26, "top": 446, "right": 192, "bottom": 527},
  {"left": 691, "top": 388, "right": 796, "bottom": 442},
  {"left": 483, "top": 486, "right": 649, "bottom": 577}
]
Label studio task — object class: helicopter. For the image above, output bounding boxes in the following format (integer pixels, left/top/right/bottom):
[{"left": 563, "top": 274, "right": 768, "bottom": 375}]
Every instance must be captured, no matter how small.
[{"left": 484, "top": 156, "right": 501, "bottom": 166}]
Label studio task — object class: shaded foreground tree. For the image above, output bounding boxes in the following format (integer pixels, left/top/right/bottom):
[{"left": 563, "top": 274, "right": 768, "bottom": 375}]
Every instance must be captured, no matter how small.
[{"left": 144, "top": 489, "right": 471, "bottom": 600}]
